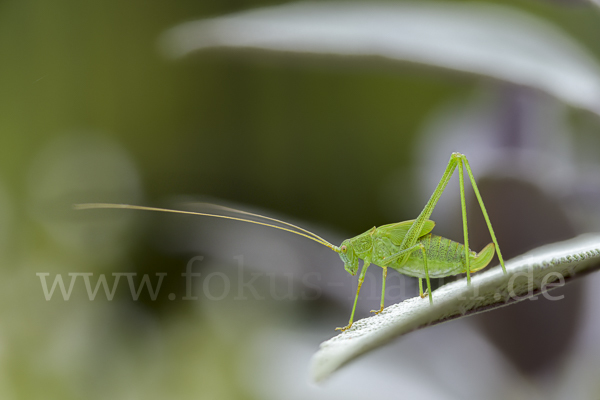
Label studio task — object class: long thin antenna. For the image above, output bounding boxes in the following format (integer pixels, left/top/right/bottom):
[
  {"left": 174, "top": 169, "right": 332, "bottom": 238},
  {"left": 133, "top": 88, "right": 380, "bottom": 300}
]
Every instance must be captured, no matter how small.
[
  {"left": 74, "top": 203, "right": 340, "bottom": 252},
  {"left": 190, "top": 202, "right": 333, "bottom": 246}
]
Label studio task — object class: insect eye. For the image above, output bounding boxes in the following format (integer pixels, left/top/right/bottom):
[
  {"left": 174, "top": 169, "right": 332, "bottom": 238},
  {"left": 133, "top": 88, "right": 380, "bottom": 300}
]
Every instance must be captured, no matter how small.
[{"left": 341, "top": 245, "right": 347, "bottom": 252}]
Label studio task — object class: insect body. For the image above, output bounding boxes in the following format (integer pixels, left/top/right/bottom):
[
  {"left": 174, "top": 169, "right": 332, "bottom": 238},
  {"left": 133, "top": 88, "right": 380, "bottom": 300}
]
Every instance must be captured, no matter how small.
[
  {"left": 331, "top": 152, "right": 506, "bottom": 330},
  {"left": 76, "top": 152, "right": 506, "bottom": 332},
  {"left": 394, "top": 234, "right": 495, "bottom": 279},
  {"left": 336, "top": 219, "right": 498, "bottom": 330}
]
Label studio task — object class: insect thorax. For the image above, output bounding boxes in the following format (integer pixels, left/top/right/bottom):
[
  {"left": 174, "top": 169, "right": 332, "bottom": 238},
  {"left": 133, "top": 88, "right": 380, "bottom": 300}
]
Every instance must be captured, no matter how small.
[{"left": 350, "top": 229, "right": 374, "bottom": 255}]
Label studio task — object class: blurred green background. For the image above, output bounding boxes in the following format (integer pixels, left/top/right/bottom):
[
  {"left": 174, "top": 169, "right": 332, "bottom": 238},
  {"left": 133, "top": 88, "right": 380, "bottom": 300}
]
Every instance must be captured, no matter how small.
[{"left": 3, "top": 0, "right": 600, "bottom": 399}]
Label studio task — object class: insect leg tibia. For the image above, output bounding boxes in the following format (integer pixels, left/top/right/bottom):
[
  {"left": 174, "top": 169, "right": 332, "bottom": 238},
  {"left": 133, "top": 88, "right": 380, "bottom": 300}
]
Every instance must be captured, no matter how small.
[
  {"left": 459, "top": 155, "right": 507, "bottom": 275},
  {"left": 467, "top": 243, "right": 496, "bottom": 273}
]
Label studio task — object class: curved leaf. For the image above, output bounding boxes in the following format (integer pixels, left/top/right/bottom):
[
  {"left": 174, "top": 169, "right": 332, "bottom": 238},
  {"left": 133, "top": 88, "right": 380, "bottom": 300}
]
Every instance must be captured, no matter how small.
[{"left": 160, "top": 2, "right": 600, "bottom": 116}]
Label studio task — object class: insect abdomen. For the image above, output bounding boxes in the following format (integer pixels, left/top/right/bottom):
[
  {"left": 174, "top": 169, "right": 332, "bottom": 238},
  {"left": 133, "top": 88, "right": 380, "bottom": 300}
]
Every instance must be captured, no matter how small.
[{"left": 396, "top": 234, "right": 471, "bottom": 278}]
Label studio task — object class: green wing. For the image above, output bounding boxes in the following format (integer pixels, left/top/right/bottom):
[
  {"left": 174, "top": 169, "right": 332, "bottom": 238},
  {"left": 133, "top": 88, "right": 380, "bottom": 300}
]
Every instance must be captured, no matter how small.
[{"left": 378, "top": 219, "right": 435, "bottom": 246}]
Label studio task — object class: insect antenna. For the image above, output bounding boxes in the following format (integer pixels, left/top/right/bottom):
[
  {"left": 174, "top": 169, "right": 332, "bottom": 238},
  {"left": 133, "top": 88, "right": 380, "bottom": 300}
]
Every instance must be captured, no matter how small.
[
  {"left": 74, "top": 203, "right": 340, "bottom": 252},
  {"left": 188, "top": 202, "right": 334, "bottom": 249}
]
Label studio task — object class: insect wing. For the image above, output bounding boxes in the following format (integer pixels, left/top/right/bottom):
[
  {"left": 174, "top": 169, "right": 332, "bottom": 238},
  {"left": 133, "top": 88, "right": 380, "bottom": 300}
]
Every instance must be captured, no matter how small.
[{"left": 378, "top": 219, "right": 435, "bottom": 245}]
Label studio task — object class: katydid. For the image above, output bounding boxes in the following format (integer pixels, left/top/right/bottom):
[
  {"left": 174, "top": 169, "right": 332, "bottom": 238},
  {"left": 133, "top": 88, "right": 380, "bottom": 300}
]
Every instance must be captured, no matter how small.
[{"left": 76, "top": 152, "right": 506, "bottom": 332}]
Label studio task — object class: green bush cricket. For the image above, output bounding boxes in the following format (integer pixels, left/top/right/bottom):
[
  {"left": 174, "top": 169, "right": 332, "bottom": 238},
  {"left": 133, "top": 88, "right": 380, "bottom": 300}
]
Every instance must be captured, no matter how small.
[{"left": 76, "top": 152, "right": 506, "bottom": 331}]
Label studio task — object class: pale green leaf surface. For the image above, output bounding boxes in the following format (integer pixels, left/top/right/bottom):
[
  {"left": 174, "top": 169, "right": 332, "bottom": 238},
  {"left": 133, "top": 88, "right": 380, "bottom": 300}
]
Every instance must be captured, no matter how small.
[
  {"left": 160, "top": 2, "right": 600, "bottom": 116},
  {"left": 310, "top": 234, "right": 600, "bottom": 382}
]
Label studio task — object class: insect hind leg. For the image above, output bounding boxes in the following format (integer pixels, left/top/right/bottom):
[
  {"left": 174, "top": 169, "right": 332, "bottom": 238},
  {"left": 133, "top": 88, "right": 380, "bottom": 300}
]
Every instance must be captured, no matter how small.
[
  {"left": 456, "top": 154, "right": 472, "bottom": 285},
  {"left": 459, "top": 155, "right": 507, "bottom": 275}
]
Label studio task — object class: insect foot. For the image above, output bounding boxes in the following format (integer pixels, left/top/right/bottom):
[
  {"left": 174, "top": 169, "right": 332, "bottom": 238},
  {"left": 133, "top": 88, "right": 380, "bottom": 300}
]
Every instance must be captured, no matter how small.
[
  {"left": 335, "top": 324, "right": 353, "bottom": 332},
  {"left": 420, "top": 290, "right": 429, "bottom": 299},
  {"left": 370, "top": 306, "right": 384, "bottom": 315}
]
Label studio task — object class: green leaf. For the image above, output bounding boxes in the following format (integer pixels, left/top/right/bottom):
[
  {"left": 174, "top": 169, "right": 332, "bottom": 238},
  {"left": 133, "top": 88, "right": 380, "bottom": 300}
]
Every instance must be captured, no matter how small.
[{"left": 310, "top": 234, "right": 600, "bottom": 382}]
